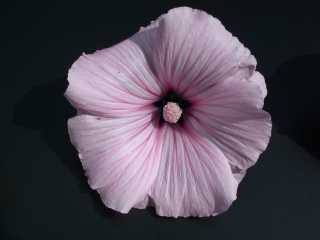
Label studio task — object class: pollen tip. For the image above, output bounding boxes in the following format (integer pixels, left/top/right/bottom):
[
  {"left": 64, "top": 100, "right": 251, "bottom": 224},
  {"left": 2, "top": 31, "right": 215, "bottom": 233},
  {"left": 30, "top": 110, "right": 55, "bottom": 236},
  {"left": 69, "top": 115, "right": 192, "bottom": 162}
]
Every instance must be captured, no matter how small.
[{"left": 163, "top": 102, "right": 182, "bottom": 124}]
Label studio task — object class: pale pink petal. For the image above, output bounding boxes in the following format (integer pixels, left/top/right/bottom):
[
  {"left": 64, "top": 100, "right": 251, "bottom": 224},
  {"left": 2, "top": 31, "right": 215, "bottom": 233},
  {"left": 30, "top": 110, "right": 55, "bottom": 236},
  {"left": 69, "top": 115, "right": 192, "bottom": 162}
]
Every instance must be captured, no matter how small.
[
  {"left": 188, "top": 71, "right": 267, "bottom": 107},
  {"left": 150, "top": 125, "right": 238, "bottom": 218},
  {"left": 65, "top": 40, "right": 162, "bottom": 118},
  {"left": 187, "top": 72, "right": 272, "bottom": 178},
  {"left": 68, "top": 114, "right": 162, "bottom": 213},
  {"left": 131, "top": 7, "right": 256, "bottom": 94},
  {"left": 133, "top": 195, "right": 149, "bottom": 209}
]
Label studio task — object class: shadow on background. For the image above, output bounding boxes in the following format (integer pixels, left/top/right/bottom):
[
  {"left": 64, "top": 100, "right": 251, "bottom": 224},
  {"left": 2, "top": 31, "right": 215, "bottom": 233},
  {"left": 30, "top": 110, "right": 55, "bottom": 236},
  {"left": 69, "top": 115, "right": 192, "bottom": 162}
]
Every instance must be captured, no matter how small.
[
  {"left": 12, "top": 78, "right": 123, "bottom": 219},
  {"left": 265, "top": 54, "right": 320, "bottom": 159}
]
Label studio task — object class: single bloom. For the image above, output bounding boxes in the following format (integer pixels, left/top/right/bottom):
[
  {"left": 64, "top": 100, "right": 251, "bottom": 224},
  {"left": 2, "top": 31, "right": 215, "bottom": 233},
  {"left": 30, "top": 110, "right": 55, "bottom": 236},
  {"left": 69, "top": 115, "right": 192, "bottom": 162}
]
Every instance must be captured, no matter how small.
[{"left": 65, "top": 7, "right": 272, "bottom": 218}]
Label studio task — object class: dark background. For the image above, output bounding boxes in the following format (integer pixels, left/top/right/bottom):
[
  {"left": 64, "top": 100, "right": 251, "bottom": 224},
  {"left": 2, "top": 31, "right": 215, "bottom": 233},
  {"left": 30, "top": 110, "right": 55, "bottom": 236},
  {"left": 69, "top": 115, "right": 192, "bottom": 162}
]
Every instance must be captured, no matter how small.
[{"left": 2, "top": 0, "right": 320, "bottom": 239}]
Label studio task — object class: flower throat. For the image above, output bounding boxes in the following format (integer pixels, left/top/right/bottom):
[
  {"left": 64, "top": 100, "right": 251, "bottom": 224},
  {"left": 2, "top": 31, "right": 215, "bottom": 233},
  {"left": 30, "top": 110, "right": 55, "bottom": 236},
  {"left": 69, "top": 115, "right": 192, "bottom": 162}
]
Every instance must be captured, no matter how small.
[{"left": 153, "top": 90, "right": 191, "bottom": 125}]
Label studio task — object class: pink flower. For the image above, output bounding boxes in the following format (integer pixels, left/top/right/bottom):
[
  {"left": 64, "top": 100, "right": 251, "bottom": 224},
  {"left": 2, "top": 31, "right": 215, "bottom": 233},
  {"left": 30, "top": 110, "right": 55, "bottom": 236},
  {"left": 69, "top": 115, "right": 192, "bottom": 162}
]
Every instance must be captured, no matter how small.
[{"left": 65, "top": 7, "right": 272, "bottom": 218}]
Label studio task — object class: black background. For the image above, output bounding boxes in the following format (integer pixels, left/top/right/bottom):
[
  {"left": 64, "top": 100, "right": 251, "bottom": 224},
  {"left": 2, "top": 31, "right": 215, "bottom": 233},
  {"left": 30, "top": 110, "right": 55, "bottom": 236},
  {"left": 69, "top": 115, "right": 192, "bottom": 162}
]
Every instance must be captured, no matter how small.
[{"left": 2, "top": 1, "right": 320, "bottom": 239}]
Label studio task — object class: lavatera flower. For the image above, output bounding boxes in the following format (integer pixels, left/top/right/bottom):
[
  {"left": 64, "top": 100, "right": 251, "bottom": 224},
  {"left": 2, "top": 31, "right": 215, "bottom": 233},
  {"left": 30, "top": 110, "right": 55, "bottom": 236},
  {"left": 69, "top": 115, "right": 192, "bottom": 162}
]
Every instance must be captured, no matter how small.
[{"left": 65, "top": 7, "right": 272, "bottom": 218}]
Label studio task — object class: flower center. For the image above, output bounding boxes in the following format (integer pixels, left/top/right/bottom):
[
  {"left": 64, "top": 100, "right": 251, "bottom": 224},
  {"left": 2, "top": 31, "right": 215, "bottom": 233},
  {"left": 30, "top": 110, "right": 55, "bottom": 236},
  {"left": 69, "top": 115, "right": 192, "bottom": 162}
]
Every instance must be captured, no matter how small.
[
  {"left": 163, "top": 102, "right": 182, "bottom": 123},
  {"left": 153, "top": 90, "right": 191, "bottom": 126}
]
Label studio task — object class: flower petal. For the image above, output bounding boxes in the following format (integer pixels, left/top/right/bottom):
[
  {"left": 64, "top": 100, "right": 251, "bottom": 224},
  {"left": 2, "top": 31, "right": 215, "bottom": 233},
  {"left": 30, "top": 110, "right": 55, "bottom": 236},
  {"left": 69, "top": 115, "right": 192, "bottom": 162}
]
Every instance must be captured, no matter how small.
[
  {"left": 68, "top": 114, "right": 162, "bottom": 213},
  {"left": 150, "top": 125, "right": 238, "bottom": 218},
  {"left": 131, "top": 6, "right": 256, "bottom": 94},
  {"left": 65, "top": 39, "right": 162, "bottom": 118},
  {"left": 188, "top": 72, "right": 272, "bottom": 178}
]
